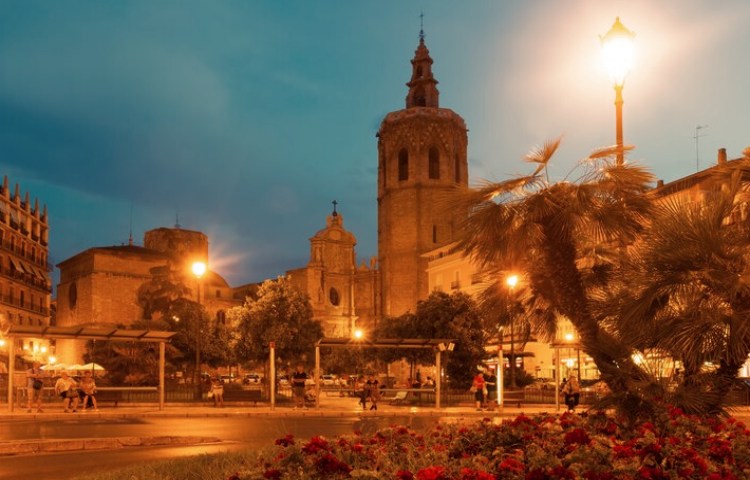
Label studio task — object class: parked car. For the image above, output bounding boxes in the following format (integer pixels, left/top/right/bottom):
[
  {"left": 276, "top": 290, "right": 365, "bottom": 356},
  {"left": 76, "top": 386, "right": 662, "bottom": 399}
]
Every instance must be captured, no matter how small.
[
  {"left": 320, "top": 374, "right": 337, "bottom": 386},
  {"left": 243, "top": 373, "right": 261, "bottom": 384}
]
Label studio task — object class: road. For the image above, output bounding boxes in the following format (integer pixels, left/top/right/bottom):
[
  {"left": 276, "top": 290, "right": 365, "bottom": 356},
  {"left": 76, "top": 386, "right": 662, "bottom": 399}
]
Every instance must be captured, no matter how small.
[{"left": 0, "top": 415, "right": 440, "bottom": 480}]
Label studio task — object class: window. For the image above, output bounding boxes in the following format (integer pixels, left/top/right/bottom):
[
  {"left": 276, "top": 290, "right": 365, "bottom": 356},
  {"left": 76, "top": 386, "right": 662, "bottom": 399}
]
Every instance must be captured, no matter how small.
[
  {"left": 398, "top": 149, "right": 409, "bottom": 181},
  {"left": 215, "top": 289, "right": 221, "bottom": 298},
  {"left": 68, "top": 282, "right": 78, "bottom": 309},
  {"left": 217, "top": 310, "right": 226, "bottom": 325},
  {"left": 416, "top": 66, "right": 423, "bottom": 78},
  {"left": 455, "top": 154, "right": 461, "bottom": 183},
  {"left": 428, "top": 147, "right": 440, "bottom": 179},
  {"left": 413, "top": 86, "right": 426, "bottom": 106},
  {"left": 329, "top": 287, "right": 340, "bottom": 306},
  {"left": 20, "top": 290, "right": 25, "bottom": 307}
]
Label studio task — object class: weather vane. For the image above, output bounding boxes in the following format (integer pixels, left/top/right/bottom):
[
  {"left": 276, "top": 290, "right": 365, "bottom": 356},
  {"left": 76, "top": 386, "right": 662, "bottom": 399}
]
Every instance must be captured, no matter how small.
[
  {"left": 332, "top": 199, "right": 338, "bottom": 216},
  {"left": 419, "top": 12, "right": 425, "bottom": 41}
]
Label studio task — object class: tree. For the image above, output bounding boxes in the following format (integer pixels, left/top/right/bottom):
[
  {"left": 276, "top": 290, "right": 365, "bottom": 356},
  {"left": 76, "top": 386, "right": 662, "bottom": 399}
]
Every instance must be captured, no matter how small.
[
  {"left": 455, "top": 138, "right": 750, "bottom": 417},
  {"left": 229, "top": 276, "right": 323, "bottom": 372},
  {"left": 617, "top": 170, "right": 750, "bottom": 414},
  {"left": 374, "top": 291, "right": 488, "bottom": 389}
]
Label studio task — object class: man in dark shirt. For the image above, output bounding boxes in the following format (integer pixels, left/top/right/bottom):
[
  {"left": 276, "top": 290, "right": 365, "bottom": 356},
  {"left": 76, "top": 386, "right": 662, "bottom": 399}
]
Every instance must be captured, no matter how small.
[{"left": 291, "top": 364, "right": 308, "bottom": 409}]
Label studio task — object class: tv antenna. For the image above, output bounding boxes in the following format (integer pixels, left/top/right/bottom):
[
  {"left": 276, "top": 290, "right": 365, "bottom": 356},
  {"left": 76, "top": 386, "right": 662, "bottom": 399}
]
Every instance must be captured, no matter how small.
[{"left": 693, "top": 125, "right": 708, "bottom": 171}]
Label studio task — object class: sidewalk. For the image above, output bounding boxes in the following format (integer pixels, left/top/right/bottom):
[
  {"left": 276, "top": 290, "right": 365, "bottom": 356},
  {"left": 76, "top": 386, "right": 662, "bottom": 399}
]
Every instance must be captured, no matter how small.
[{"left": 0, "top": 395, "right": 562, "bottom": 421}]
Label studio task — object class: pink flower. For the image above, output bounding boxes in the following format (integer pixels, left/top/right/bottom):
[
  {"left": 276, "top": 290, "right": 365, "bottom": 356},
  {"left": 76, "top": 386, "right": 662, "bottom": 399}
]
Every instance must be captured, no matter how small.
[
  {"left": 498, "top": 457, "right": 524, "bottom": 473},
  {"left": 315, "top": 453, "right": 351, "bottom": 475},
  {"left": 302, "top": 435, "right": 330, "bottom": 454}
]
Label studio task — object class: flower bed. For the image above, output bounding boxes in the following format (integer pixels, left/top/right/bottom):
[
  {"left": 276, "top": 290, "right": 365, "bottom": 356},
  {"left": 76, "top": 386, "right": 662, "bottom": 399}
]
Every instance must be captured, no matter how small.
[{"left": 230, "top": 408, "right": 750, "bottom": 479}]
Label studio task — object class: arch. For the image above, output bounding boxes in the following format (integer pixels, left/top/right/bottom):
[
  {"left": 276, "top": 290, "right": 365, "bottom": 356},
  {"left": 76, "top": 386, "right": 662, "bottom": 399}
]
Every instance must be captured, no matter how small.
[
  {"left": 416, "top": 66, "right": 423, "bottom": 78},
  {"left": 428, "top": 147, "right": 440, "bottom": 179},
  {"left": 413, "top": 86, "right": 426, "bottom": 107},
  {"left": 398, "top": 149, "right": 409, "bottom": 181}
]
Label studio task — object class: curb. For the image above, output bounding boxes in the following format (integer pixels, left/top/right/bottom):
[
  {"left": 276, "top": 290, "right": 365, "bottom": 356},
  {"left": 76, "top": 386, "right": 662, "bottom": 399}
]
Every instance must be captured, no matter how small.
[{"left": 0, "top": 435, "right": 222, "bottom": 456}]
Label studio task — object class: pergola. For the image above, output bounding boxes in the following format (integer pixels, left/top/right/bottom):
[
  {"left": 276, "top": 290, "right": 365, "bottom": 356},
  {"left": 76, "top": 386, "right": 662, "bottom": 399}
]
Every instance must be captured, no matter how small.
[
  {"left": 308, "top": 338, "right": 456, "bottom": 409},
  {"left": 4, "top": 325, "right": 176, "bottom": 411}
]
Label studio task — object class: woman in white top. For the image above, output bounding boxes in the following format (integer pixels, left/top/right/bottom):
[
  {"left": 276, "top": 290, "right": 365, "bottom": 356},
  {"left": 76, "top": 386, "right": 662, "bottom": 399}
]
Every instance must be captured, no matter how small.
[{"left": 54, "top": 371, "right": 79, "bottom": 413}]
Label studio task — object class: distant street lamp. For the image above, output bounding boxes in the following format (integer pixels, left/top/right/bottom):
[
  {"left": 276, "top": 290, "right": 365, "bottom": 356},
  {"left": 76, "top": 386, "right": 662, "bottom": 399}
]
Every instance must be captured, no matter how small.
[
  {"left": 505, "top": 274, "right": 520, "bottom": 389},
  {"left": 600, "top": 17, "right": 635, "bottom": 165},
  {"left": 191, "top": 261, "right": 206, "bottom": 397}
]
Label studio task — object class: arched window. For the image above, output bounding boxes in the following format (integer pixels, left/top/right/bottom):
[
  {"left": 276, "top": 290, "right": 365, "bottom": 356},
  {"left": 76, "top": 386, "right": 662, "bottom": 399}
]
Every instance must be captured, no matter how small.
[
  {"left": 454, "top": 154, "right": 462, "bottom": 183},
  {"left": 398, "top": 149, "right": 409, "bottom": 181},
  {"left": 428, "top": 147, "right": 440, "bottom": 179},
  {"left": 216, "top": 310, "right": 226, "bottom": 325},
  {"left": 416, "top": 66, "right": 423, "bottom": 78},
  {"left": 414, "top": 87, "right": 426, "bottom": 106}
]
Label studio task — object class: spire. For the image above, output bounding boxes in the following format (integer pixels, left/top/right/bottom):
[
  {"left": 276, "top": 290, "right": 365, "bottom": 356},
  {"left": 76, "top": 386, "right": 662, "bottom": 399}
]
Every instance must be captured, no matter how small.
[
  {"left": 331, "top": 199, "right": 338, "bottom": 217},
  {"left": 405, "top": 14, "right": 439, "bottom": 108}
]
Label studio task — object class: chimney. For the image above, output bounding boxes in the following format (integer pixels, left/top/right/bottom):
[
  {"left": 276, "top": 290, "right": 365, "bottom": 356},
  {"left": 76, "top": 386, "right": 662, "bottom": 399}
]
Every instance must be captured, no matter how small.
[
  {"left": 656, "top": 179, "right": 664, "bottom": 188},
  {"left": 718, "top": 148, "right": 727, "bottom": 165}
]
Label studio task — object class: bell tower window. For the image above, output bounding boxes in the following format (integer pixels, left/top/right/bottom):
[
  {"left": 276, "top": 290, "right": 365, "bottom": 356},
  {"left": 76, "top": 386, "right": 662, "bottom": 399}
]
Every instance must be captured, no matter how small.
[
  {"left": 398, "top": 149, "right": 409, "bottom": 181},
  {"left": 428, "top": 147, "right": 440, "bottom": 179}
]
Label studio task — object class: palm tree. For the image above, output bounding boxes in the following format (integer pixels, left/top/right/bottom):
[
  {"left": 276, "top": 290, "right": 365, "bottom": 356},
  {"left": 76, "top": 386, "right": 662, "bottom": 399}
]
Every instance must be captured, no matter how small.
[
  {"left": 618, "top": 166, "right": 750, "bottom": 414},
  {"left": 453, "top": 139, "right": 656, "bottom": 408}
]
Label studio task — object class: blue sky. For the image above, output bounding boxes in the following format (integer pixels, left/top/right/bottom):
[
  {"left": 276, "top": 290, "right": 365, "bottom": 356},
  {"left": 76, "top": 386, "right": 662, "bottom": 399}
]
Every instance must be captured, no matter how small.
[{"left": 2, "top": 1, "right": 749, "bottom": 288}]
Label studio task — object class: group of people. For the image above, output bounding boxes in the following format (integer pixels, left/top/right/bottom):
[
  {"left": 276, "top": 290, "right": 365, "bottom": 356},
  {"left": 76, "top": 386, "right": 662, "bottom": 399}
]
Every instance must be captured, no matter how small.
[
  {"left": 471, "top": 371, "right": 498, "bottom": 411},
  {"left": 26, "top": 361, "right": 99, "bottom": 413},
  {"left": 356, "top": 374, "right": 381, "bottom": 410}
]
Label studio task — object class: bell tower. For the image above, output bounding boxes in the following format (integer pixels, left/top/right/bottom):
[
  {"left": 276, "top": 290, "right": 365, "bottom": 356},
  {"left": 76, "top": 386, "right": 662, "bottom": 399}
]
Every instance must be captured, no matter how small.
[{"left": 377, "top": 29, "right": 469, "bottom": 317}]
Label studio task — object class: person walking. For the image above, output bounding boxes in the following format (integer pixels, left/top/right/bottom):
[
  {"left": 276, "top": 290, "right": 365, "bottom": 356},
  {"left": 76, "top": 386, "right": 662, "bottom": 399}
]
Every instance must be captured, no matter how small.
[
  {"left": 26, "top": 361, "right": 45, "bottom": 413},
  {"left": 356, "top": 375, "right": 367, "bottom": 410},
  {"left": 79, "top": 370, "right": 99, "bottom": 411},
  {"left": 291, "top": 364, "right": 308, "bottom": 409},
  {"left": 561, "top": 375, "right": 581, "bottom": 412},
  {"left": 366, "top": 374, "right": 380, "bottom": 411},
  {"left": 471, "top": 371, "right": 486, "bottom": 411},
  {"left": 210, "top": 375, "right": 224, "bottom": 407},
  {"left": 54, "top": 371, "right": 79, "bottom": 413}
]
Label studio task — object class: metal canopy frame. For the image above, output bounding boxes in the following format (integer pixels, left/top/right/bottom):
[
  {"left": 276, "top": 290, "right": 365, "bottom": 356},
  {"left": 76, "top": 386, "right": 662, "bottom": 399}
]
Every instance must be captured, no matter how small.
[
  {"left": 4, "top": 325, "right": 177, "bottom": 412},
  {"left": 312, "top": 337, "right": 456, "bottom": 410}
]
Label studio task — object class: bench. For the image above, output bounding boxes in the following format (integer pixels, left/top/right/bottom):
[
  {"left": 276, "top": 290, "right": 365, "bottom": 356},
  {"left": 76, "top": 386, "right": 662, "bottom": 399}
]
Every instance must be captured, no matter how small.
[
  {"left": 388, "top": 391, "right": 409, "bottom": 405},
  {"left": 94, "top": 387, "right": 158, "bottom": 407},
  {"left": 220, "top": 388, "right": 263, "bottom": 405}
]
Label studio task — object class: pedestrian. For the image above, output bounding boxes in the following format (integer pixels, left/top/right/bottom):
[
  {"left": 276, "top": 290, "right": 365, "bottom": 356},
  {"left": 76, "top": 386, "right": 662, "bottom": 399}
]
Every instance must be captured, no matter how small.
[
  {"left": 366, "top": 374, "right": 380, "bottom": 411},
  {"left": 79, "top": 370, "right": 99, "bottom": 411},
  {"left": 483, "top": 371, "right": 497, "bottom": 410},
  {"left": 471, "top": 371, "right": 486, "bottom": 411},
  {"left": 561, "top": 375, "right": 581, "bottom": 412},
  {"left": 356, "top": 375, "right": 367, "bottom": 409},
  {"left": 210, "top": 375, "right": 224, "bottom": 407},
  {"left": 26, "top": 361, "right": 45, "bottom": 413},
  {"left": 291, "top": 364, "right": 308, "bottom": 409},
  {"left": 54, "top": 370, "right": 79, "bottom": 413}
]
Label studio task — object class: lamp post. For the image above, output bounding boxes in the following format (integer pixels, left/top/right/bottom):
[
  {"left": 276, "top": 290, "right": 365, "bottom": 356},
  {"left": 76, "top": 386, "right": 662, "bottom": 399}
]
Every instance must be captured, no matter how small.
[
  {"left": 600, "top": 17, "right": 635, "bottom": 166},
  {"left": 505, "top": 274, "right": 519, "bottom": 389},
  {"left": 191, "top": 261, "right": 206, "bottom": 398}
]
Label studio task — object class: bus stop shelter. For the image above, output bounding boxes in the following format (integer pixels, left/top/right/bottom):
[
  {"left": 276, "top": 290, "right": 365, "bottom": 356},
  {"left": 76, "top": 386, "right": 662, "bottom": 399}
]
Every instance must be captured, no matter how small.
[
  {"left": 4, "top": 325, "right": 176, "bottom": 412},
  {"left": 311, "top": 338, "right": 456, "bottom": 409}
]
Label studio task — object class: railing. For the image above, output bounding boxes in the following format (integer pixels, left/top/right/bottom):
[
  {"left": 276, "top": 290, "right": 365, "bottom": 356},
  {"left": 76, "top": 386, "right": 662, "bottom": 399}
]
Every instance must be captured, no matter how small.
[
  {"left": 0, "top": 293, "right": 50, "bottom": 315},
  {"left": 0, "top": 238, "right": 50, "bottom": 268}
]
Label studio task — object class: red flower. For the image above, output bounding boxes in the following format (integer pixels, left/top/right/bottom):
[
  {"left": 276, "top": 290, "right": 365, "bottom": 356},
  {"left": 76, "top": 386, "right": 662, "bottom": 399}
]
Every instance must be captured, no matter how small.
[
  {"left": 315, "top": 453, "right": 352, "bottom": 475},
  {"left": 498, "top": 457, "right": 525, "bottom": 473},
  {"left": 416, "top": 466, "right": 448, "bottom": 480},
  {"left": 396, "top": 470, "right": 415, "bottom": 480},
  {"left": 262, "top": 469, "right": 282, "bottom": 480},
  {"left": 564, "top": 428, "right": 591, "bottom": 446},
  {"left": 459, "top": 467, "right": 496, "bottom": 480},
  {"left": 274, "top": 434, "right": 295, "bottom": 447},
  {"left": 302, "top": 435, "right": 330, "bottom": 454}
]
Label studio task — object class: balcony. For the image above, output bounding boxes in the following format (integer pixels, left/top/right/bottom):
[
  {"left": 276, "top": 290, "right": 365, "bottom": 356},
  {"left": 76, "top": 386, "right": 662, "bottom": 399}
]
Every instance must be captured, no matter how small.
[{"left": 0, "top": 293, "right": 50, "bottom": 316}]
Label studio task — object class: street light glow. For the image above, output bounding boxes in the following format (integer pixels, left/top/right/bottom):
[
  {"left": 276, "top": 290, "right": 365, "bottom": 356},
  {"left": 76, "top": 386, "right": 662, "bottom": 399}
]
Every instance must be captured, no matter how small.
[
  {"left": 191, "top": 261, "right": 207, "bottom": 279},
  {"left": 506, "top": 274, "right": 519, "bottom": 288},
  {"left": 600, "top": 17, "right": 635, "bottom": 86},
  {"left": 564, "top": 332, "right": 575, "bottom": 342},
  {"left": 353, "top": 329, "right": 364, "bottom": 340}
]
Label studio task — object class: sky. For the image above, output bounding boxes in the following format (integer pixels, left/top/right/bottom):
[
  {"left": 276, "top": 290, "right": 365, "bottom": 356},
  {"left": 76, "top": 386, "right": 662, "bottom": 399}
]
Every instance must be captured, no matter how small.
[{"left": 1, "top": 1, "right": 749, "bottom": 290}]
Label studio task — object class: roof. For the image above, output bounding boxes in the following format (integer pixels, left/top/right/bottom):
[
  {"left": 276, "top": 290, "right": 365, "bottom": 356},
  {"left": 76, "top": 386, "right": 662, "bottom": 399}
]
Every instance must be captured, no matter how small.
[
  {"left": 4, "top": 325, "right": 176, "bottom": 342},
  {"left": 317, "top": 338, "right": 455, "bottom": 349}
]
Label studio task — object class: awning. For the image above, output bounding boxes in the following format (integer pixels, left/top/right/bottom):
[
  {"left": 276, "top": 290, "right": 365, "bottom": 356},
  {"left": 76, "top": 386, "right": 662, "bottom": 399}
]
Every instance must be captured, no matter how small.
[
  {"left": 9, "top": 257, "right": 24, "bottom": 273},
  {"left": 5, "top": 325, "right": 177, "bottom": 343}
]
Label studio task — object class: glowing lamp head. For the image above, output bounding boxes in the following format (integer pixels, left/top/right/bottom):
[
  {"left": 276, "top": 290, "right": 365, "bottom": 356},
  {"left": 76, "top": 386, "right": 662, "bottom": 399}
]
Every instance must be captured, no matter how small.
[
  {"left": 48, "top": 355, "right": 57, "bottom": 364},
  {"left": 564, "top": 332, "right": 575, "bottom": 342},
  {"left": 0, "top": 339, "right": 5, "bottom": 348},
  {"left": 506, "top": 274, "right": 519, "bottom": 288},
  {"left": 353, "top": 329, "right": 364, "bottom": 340},
  {"left": 600, "top": 17, "right": 635, "bottom": 86},
  {"left": 191, "top": 261, "right": 207, "bottom": 279}
]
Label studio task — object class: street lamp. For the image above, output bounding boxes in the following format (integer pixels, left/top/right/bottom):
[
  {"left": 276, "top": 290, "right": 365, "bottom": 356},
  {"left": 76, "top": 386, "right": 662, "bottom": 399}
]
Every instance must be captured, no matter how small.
[
  {"left": 600, "top": 17, "right": 635, "bottom": 166},
  {"left": 191, "top": 261, "right": 206, "bottom": 397}
]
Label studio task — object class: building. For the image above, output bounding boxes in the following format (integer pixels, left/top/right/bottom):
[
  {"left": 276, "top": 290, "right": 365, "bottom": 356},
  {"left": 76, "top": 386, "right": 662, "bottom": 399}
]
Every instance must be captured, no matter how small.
[
  {"left": 377, "top": 31, "right": 469, "bottom": 317},
  {"left": 0, "top": 176, "right": 52, "bottom": 364},
  {"left": 286, "top": 206, "right": 380, "bottom": 336},
  {"left": 55, "top": 227, "right": 245, "bottom": 363}
]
